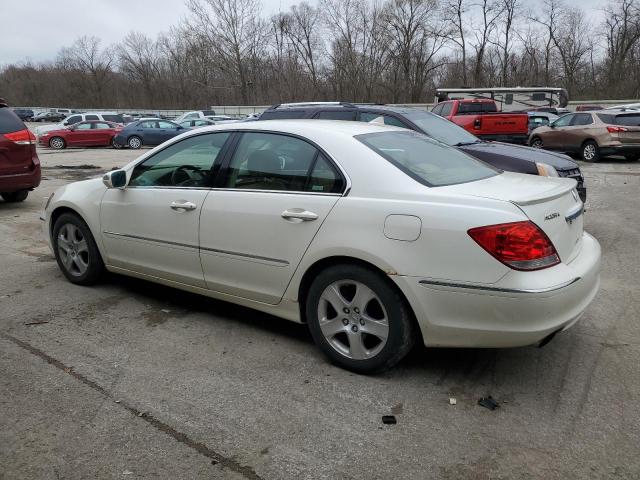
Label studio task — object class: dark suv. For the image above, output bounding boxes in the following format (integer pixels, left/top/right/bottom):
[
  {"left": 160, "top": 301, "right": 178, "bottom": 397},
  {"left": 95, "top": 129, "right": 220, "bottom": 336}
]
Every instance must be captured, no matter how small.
[
  {"left": 0, "top": 106, "right": 41, "bottom": 202},
  {"left": 259, "top": 102, "right": 586, "bottom": 201}
]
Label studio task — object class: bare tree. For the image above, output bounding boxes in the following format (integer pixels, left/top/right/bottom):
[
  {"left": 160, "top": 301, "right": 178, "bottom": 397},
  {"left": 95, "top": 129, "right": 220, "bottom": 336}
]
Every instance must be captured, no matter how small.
[{"left": 443, "top": 0, "right": 469, "bottom": 86}]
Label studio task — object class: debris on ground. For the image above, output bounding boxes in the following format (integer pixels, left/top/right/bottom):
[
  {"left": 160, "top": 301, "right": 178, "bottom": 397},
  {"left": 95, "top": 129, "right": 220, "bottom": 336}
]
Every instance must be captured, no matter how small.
[
  {"left": 449, "top": 397, "right": 457, "bottom": 405},
  {"left": 382, "top": 415, "right": 397, "bottom": 425},
  {"left": 478, "top": 396, "right": 500, "bottom": 410},
  {"left": 25, "top": 320, "right": 49, "bottom": 326}
]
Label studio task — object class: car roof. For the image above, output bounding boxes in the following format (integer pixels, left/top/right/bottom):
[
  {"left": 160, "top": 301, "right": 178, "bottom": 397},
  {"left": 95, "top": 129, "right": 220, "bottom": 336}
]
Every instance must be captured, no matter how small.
[{"left": 264, "top": 103, "right": 427, "bottom": 116}]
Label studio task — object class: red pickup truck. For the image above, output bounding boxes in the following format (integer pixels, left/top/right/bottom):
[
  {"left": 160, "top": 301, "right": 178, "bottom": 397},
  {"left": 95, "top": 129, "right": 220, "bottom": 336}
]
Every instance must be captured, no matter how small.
[{"left": 431, "top": 99, "right": 529, "bottom": 145}]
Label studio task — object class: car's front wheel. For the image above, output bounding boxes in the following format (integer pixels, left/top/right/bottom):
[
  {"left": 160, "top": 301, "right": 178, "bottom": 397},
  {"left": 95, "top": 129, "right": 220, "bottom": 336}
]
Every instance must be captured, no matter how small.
[
  {"left": 49, "top": 137, "right": 66, "bottom": 149},
  {"left": 52, "top": 213, "right": 105, "bottom": 285},
  {"left": 1, "top": 190, "right": 29, "bottom": 202},
  {"left": 127, "top": 136, "right": 142, "bottom": 149},
  {"left": 581, "top": 140, "right": 600, "bottom": 162},
  {"left": 530, "top": 137, "right": 544, "bottom": 149},
  {"left": 306, "top": 264, "right": 416, "bottom": 374}
]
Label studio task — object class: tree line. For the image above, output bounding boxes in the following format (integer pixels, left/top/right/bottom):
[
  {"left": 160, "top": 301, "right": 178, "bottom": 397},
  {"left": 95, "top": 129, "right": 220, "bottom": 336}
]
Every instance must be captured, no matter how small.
[{"left": 1, "top": 0, "right": 639, "bottom": 109}]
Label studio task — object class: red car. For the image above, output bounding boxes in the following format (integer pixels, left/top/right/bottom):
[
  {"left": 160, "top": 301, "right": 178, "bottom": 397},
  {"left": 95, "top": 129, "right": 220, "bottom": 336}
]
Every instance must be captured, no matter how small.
[
  {"left": 0, "top": 105, "right": 40, "bottom": 202},
  {"left": 432, "top": 98, "right": 530, "bottom": 145},
  {"left": 39, "top": 120, "right": 124, "bottom": 149}
]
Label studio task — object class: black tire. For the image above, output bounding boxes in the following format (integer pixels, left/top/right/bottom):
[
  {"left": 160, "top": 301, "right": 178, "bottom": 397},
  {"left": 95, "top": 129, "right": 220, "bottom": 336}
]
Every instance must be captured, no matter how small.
[
  {"left": 530, "top": 137, "right": 544, "bottom": 149},
  {"left": 1, "top": 190, "right": 29, "bottom": 202},
  {"left": 581, "top": 140, "right": 600, "bottom": 162},
  {"left": 52, "top": 213, "right": 105, "bottom": 285},
  {"left": 305, "top": 264, "right": 416, "bottom": 374},
  {"left": 127, "top": 135, "right": 142, "bottom": 149},
  {"left": 624, "top": 154, "right": 640, "bottom": 161},
  {"left": 49, "top": 136, "right": 66, "bottom": 150}
]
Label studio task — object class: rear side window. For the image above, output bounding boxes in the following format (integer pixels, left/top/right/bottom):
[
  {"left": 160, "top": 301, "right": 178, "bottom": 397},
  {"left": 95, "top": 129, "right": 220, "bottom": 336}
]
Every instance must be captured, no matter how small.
[
  {"left": 86, "top": 114, "right": 99, "bottom": 121},
  {"left": 102, "top": 114, "right": 124, "bottom": 123},
  {"left": 457, "top": 102, "right": 496, "bottom": 114},
  {"left": 356, "top": 131, "right": 497, "bottom": 187},
  {"left": 259, "top": 110, "right": 307, "bottom": 120},
  {"left": 571, "top": 113, "right": 593, "bottom": 126},
  {"left": 314, "top": 110, "right": 356, "bottom": 120},
  {"left": 0, "top": 108, "right": 25, "bottom": 134},
  {"left": 224, "top": 132, "right": 343, "bottom": 193}
]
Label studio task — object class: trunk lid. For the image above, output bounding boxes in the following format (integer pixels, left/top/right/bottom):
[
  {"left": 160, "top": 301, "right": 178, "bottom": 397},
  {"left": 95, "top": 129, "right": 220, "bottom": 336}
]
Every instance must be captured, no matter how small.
[{"left": 445, "top": 172, "right": 584, "bottom": 262}]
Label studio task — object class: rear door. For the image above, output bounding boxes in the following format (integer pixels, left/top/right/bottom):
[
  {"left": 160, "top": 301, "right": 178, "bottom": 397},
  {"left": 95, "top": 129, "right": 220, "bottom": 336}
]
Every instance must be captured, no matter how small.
[
  {"left": 0, "top": 108, "right": 32, "bottom": 175},
  {"left": 93, "top": 122, "right": 115, "bottom": 145},
  {"left": 199, "top": 131, "right": 345, "bottom": 304},
  {"left": 67, "top": 122, "right": 96, "bottom": 146},
  {"left": 565, "top": 113, "right": 596, "bottom": 150}
]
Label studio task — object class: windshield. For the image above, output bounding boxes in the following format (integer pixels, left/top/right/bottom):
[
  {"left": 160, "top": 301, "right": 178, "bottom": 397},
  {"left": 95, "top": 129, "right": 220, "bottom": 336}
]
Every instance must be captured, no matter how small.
[
  {"left": 402, "top": 111, "right": 480, "bottom": 146},
  {"left": 357, "top": 131, "right": 498, "bottom": 187}
]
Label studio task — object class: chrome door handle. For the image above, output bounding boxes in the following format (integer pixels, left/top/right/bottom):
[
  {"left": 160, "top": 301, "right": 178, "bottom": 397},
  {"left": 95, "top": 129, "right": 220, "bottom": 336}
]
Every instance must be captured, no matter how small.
[
  {"left": 281, "top": 209, "right": 318, "bottom": 221},
  {"left": 170, "top": 201, "right": 197, "bottom": 211}
]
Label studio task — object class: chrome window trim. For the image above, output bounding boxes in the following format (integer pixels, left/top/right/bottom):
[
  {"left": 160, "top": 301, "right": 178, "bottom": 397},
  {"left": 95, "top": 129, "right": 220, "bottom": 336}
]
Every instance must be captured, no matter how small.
[{"left": 419, "top": 277, "right": 581, "bottom": 294}]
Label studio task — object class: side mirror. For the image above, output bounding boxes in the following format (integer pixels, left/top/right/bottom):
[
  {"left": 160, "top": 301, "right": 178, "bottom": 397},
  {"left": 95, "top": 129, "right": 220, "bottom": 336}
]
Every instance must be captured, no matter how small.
[{"left": 102, "top": 170, "right": 127, "bottom": 189}]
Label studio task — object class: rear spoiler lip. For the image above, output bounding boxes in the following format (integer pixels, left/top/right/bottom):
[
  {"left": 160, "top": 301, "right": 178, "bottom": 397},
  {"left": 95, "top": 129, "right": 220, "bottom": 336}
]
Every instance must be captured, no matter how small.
[{"left": 511, "top": 178, "right": 577, "bottom": 206}]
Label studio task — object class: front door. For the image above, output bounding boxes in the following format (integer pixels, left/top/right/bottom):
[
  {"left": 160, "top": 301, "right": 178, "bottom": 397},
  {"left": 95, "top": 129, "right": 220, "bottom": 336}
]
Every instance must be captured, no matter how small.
[
  {"left": 67, "top": 122, "right": 97, "bottom": 146},
  {"left": 544, "top": 114, "right": 574, "bottom": 149},
  {"left": 100, "top": 131, "right": 232, "bottom": 287},
  {"left": 199, "top": 131, "right": 346, "bottom": 304}
]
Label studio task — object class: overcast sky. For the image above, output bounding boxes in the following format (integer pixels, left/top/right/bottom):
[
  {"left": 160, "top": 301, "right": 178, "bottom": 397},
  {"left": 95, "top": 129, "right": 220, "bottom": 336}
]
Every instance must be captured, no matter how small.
[{"left": 0, "top": 0, "right": 609, "bottom": 66}]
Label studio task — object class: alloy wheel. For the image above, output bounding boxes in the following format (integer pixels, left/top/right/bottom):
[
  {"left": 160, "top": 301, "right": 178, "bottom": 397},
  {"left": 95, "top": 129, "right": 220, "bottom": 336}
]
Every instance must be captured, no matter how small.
[
  {"left": 50, "top": 137, "right": 65, "bottom": 149},
  {"left": 317, "top": 280, "right": 389, "bottom": 360},
  {"left": 583, "top": 144, "right": 596, "bottom": 161},
  {"left": 531, "top": 138, "right": 543, "bottom": 149},
  {"left": 57, "top": 223, "right": 90, "bottom": 277},
  {"left": 128, "top": 137, "right": 141, "bottom": 149}
]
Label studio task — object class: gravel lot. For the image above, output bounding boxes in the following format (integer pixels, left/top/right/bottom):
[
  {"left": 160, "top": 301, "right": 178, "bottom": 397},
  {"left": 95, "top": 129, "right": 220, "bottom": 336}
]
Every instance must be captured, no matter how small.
[{"left": 1, "top": 142, "right": 639, "bottom": 479}]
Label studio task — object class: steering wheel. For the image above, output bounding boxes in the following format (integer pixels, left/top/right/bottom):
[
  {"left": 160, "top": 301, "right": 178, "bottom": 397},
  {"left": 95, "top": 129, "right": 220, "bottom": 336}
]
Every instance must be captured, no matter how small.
[{"left": 171, "top": 165, "right": 205, "bottom": 186}]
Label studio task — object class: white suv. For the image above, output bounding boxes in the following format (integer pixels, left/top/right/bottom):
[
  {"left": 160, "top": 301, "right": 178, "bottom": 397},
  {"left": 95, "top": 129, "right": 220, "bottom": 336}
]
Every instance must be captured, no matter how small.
[{"left": 174, "top": 110, "right": 217, "bottom": 123}]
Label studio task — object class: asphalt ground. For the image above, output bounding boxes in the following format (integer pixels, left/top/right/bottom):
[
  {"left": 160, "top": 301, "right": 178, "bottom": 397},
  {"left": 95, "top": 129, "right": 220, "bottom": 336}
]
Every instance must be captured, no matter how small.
[{"left": 1, "top": 140, "right": 639, "bottom": 479}]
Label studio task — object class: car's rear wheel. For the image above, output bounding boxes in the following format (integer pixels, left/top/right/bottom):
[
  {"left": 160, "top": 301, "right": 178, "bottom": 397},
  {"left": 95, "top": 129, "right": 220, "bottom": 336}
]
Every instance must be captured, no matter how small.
[
  {"left": 581, "top": 140, "right": 600, "bottom": 162},
  {"left": 530, "top": 137, "right": 544, "bottom": 149},
  {"left": 624, "top": 153, "right": 639, "bottom": 161},
  {"left": 1, "top": 190, "right": 29, "bottom": 202},
  {"left": 52, "top": 213, "right": 104, "bottom": 285},
  {"left": 111, "top": 137, "right": 123, "bottom": 149},
  {"left": 306, "top": 264, "right": 416, "bottom": 374},
  {"left": 49, "top": 137, "right": 66, "bottom": 149},
  {"left": 127, "top": 136, "right": 142, "bottom": 149}
]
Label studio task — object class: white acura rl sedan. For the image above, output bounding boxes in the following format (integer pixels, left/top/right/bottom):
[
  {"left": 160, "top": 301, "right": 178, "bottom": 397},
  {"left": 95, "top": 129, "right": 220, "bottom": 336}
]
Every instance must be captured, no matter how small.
[{"left": 42, "top": 120, "right": 600, "bottom": 373}]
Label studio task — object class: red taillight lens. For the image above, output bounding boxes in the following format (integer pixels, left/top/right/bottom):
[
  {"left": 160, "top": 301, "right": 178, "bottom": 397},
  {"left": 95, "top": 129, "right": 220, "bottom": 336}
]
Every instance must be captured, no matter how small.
[
  {"left": 4, "top": 128, "right": 36, "bottom": 145},
  {"left": 468, "top": 221, "right": 560, "bottom": 271},
  {"left": 607, "top": 125, "right": 628, "bottom": 133}
]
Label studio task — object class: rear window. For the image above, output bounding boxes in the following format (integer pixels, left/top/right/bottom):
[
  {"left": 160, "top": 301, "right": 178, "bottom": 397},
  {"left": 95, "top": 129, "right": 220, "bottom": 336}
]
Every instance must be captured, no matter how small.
[
  {"left": 598, "top": 113, "right": 640, "bottom": 126},
  {"left": 260, "top": 110, "right": 307, "bottom": 120},
  {"left": 356, "top": 131, "right": 498, "bottom": 187},
  {"left": 0, "top": 108, "right": 26, "bottom": 134},
  {"left": 457, "top": 102, "right": 497, "bottom": 114},
  {"left": 102, "top": 114, "right": 124, "bottom": 123}
]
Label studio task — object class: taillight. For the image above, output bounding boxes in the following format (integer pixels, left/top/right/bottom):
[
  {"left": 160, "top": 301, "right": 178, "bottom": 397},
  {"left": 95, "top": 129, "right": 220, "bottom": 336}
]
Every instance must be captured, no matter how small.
[
  {"left": 607, "top": 125, "right": 628, "bottom": 133},
  {"left": 4, "top": 128, "right": 36, "bottom": 145},
  {"left": 468, "top": 221, "right": 560, "bottom": 271}
]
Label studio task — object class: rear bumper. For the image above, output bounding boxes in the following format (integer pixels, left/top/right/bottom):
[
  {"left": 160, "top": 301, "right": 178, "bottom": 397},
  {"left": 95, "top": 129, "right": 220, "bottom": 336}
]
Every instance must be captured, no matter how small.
[
  {"left": 599, "top": 144, "right": 640, "bottom": 157},
  {"left": 477, "top": 134, "right": 529, "bottom": 145},
  {"left": 394, "top": 232, "right": 601, "bottom": 348},
  {"left": 0, "top": 166, "right": 41, "bottom": 193}
]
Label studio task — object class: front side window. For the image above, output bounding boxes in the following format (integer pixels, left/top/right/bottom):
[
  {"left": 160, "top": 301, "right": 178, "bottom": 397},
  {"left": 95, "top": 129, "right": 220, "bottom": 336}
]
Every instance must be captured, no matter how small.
[
  {"left": 65, "top": 115, "right": 82, "bottom": 125},
  {"left": 357, "top": 131, "right": 497, "bottom": 187},
  {"left": 158, "top": 121, "right": 178, "bottom": 129},
  {"left": 139, "top": 121, "right": 157, "bottom": 129},
  {"left": 129, "top": 133, "right": 230, "bottom": 188},
  {"left": 552, "top": 114, "right": 574, "bottom": 127},
  {"left": 224, "top": 132, "right": 343, "bottom": 193}
]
